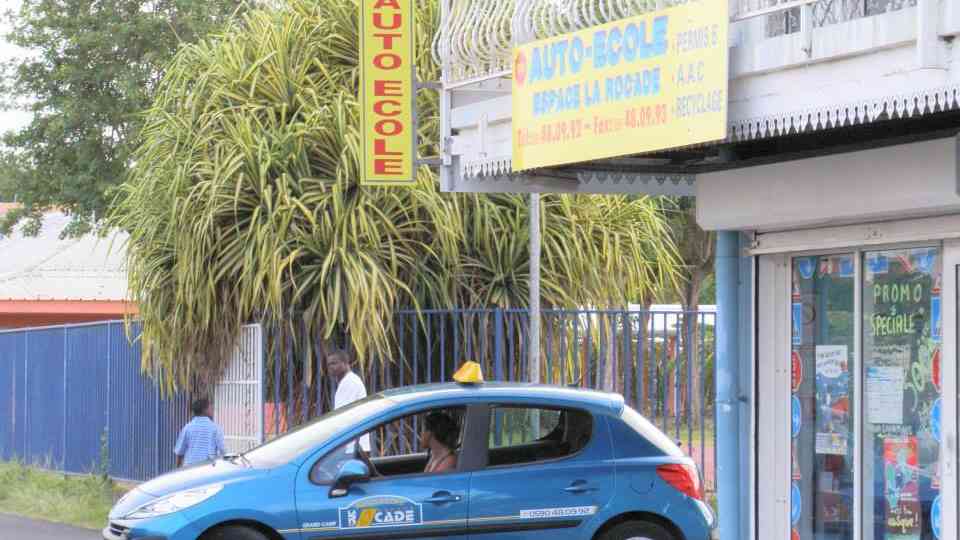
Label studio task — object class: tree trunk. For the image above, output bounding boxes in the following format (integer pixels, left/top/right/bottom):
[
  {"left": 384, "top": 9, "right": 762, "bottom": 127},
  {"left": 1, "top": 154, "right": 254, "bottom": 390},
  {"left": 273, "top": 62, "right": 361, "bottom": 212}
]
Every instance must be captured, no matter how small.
[{"left": 681, "top": 269, "right": 704, "bottom": 425}]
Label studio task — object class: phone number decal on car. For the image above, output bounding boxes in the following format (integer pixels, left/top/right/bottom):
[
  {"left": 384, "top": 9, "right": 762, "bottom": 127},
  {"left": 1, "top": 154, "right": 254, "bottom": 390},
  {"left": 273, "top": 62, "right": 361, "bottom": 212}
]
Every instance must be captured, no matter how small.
[{"left": 520, "top": 506, "right": 598, "bottom": 519}]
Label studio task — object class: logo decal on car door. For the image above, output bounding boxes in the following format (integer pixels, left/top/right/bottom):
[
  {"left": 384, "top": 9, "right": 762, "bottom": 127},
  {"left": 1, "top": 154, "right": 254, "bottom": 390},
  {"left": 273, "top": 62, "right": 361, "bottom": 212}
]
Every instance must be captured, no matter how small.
[{"left": 338, "top": 496, "right": 424, "bottom": 529}]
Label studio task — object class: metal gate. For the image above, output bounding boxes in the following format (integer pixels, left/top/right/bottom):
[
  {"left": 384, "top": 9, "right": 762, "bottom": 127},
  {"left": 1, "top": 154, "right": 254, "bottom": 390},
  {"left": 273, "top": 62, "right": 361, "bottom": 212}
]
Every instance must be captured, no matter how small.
[{"left": 214, "top": 324, "right": 264, "bottom": 454}]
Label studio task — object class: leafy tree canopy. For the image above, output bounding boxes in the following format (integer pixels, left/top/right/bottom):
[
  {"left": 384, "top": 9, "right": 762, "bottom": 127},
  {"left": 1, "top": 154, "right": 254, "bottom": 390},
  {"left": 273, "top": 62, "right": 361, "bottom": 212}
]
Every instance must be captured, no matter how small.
[
  {"left": 112, "top": 0, "right": 683, "bottom": 390},
  {"left": 0, "top": 0, "right": 245, "bottom": 236}
]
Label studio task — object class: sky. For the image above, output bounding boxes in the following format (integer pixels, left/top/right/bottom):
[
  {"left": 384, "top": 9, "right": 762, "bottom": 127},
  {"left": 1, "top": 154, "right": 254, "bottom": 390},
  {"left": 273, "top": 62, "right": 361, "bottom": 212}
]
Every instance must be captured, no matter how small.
[{"left": 0, "top": 0, "right": 30, "bottom": 134}]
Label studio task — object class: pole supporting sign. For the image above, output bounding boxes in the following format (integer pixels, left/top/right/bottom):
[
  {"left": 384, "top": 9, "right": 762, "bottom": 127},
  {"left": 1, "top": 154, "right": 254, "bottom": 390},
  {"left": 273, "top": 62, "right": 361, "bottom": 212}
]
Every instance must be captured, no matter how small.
[
  {"left": 361, "top": 0, "right": 416, "bottom": 186},
  {"left": 511, "top": 0, "right": 729, "bottom": 171}
]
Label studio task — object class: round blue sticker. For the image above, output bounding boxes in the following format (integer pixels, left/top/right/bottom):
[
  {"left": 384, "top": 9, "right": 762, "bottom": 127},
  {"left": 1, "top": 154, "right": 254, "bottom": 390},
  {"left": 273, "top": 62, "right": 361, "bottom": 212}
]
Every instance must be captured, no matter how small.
[
  {"left": 798, "top": 258, "right": 816, "bottom": 280},
  {"left": 932, "top": 398, "right": 942, "bottom": 443},
  {"left": 932, "top": 495, "right": 941, "bottom": 539},
  {"left": 791, "top": 396, "right": 802, "bottom": 439},
  {"left": 791, "top": 482, "right": 802, "bottom": 525},
  {"left": 917, "top": 249, "right": 937, "bottom": 274}
]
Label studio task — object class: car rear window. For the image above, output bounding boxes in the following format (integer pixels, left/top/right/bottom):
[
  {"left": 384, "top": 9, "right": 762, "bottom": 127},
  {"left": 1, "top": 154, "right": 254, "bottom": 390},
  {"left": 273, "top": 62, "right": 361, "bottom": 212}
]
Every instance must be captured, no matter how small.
[
  {"left": 620, "top": 405, "right": 683, "bottom": 457},
  {"left": 486, "top": 406, "right": 593, "bottom": 467}
]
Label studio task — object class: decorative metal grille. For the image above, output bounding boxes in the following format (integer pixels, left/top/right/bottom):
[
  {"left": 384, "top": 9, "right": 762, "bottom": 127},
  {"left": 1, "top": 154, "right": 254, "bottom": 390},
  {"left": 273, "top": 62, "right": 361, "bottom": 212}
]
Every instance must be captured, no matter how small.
[
  {"left": 764, "top": 0, "right": 917, "bottom": 38},
  {"left": 437, "top": 0, "right": 675, "bottom": 84},
  {"left": 214, "top": 324, "right": 264, "bottom": 453},
  {"left": 437, "top": 0, "right": 922, "bottom": 84}
]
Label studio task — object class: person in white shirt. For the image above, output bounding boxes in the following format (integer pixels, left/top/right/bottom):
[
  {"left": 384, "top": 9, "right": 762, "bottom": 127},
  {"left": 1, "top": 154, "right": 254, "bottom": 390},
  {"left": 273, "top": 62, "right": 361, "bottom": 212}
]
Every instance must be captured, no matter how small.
[{"left": 327, "top": 349, "right": 371, "bottom": 453}]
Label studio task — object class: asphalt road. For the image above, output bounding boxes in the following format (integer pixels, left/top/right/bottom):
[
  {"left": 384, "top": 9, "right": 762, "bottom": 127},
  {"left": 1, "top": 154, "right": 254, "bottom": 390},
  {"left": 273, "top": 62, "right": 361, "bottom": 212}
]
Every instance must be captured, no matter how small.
[{"left": 0, "top": 514, "right": 101, "bottom": 540}]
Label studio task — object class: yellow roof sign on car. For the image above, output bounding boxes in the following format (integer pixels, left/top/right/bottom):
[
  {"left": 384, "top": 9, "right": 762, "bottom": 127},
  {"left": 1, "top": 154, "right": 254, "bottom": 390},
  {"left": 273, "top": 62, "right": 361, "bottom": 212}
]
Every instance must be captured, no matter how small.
[{"left": 453, "top": 361, "right": 484, "bottom": 384}]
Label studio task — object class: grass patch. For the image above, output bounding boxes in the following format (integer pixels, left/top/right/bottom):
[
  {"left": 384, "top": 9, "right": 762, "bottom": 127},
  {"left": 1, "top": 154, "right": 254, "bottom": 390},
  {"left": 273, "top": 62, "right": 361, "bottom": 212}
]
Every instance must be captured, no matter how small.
[{"left": 0, "top": 461, "right": 126, "bottom": 530}]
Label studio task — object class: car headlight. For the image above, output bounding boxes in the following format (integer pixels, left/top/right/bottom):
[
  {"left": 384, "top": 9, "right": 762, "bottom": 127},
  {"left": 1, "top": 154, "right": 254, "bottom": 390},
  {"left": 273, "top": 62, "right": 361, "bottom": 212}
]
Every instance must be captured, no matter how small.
[{"left": 124, "top": 484, "right": 223, "bottom": 520}]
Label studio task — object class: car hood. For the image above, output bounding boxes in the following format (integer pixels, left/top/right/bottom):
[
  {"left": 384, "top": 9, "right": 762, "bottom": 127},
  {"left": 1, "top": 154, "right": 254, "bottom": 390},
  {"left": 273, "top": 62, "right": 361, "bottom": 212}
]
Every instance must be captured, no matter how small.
[{"left": 110, "top": 460, "right": 268, "bottom": 519}]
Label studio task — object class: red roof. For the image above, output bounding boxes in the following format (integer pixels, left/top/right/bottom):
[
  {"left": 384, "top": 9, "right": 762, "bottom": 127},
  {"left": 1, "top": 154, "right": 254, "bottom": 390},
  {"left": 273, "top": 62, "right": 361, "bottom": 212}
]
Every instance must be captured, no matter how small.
[{"left": 0, "top": 202, "right": 21, "bottom": 216}]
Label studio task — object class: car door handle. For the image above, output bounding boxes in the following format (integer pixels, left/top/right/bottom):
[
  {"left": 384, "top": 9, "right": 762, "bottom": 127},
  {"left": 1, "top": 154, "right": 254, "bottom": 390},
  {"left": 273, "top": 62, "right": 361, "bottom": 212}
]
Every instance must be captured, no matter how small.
[
  {"left": 564, "top": 480, "right": 596, "bottom": 494},
  {"left": 423, "top": 492, "right": 462, "bottom": 504}
]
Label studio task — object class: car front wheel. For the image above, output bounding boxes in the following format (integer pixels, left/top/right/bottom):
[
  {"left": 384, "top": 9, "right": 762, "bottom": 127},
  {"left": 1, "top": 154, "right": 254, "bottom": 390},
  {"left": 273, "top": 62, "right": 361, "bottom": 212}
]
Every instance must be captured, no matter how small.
[
  {"left": 202, "top": 524, "right": 271, "bottom": 540},
  {"left": 599, "top": 520, "right": 679, "bottom": 540}
]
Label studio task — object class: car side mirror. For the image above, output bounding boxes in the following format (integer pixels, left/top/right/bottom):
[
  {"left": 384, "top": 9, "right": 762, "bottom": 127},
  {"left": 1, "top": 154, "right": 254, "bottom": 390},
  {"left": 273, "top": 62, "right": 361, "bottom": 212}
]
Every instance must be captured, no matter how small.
[{"left": 329, "top": 459, "right": 370, "bottom": 498}]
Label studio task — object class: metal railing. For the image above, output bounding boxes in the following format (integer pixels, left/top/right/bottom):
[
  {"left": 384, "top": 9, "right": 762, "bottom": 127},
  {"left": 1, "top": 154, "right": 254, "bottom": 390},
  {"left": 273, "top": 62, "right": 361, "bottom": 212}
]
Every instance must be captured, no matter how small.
[
  {"left": 264, "top": 308, "right": 718, "bottom": 493},
  {"left": 0, "top": 309, "right": 716, "bottom": 491},
  {"left": 436, "top": 0, "right": 687, "bottom": 85},
  {"left": 736, "top": 0, "right": 917, "bottom": 37},
  {"left": 436, "top": 0, "right": 919, "bottom": 84}
]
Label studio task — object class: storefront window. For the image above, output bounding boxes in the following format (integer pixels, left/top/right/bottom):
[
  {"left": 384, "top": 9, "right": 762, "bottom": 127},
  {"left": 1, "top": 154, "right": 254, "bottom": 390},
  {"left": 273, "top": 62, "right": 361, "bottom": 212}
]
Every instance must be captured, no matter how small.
[
  {"left": 792, "top": 255, "right": 856, "bottom": 540},
  {"left": 862, "top": 248, "right": 942, "bottom": 540}
]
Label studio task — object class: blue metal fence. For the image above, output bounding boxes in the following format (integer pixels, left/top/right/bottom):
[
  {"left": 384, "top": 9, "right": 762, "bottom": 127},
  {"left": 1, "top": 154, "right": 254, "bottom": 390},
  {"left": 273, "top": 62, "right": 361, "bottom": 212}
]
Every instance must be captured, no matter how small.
[
  {"left": 0, "top": 321, "right": 192, "bottom": 482},
  {"left": 1, "top": 308, "right": 716, "bottom": 490}
]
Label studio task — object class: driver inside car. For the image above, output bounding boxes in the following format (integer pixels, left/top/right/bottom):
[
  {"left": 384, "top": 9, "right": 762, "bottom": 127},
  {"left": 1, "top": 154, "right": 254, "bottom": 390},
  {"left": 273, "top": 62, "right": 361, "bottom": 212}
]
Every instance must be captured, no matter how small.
[{"left": 420, "top": 412, "right": 459, "bottom": 474}]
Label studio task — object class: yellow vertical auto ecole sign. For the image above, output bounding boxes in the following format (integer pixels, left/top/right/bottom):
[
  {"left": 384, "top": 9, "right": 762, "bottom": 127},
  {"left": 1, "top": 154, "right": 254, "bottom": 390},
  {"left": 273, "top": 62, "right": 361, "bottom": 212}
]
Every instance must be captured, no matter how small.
[{"left": 360, "top": 0, "right": 415, "bottom": 186}]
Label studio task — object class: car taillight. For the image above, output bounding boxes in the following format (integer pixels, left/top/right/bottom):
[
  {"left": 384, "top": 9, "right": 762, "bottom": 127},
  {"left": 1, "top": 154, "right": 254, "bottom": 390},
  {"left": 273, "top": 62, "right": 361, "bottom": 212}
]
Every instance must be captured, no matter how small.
[{"left": 656, "top": 463, "right": 703, "bottom": 500}]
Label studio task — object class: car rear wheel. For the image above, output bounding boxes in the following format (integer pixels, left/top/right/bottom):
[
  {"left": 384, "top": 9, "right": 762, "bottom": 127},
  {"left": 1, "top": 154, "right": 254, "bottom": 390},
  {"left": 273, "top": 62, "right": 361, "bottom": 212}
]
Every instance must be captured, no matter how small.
[
  {"left": 202, "top": 525, "right": 271, "bottom": 540},
  {"left": 600, "top": 520, "right": 678, "bottom": 540}
]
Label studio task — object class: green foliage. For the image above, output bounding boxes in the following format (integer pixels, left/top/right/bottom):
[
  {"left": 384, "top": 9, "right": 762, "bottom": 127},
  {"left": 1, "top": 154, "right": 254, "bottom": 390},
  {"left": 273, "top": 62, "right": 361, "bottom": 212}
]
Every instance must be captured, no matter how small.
[
  {"left": 0, "top": 460, "right": 120, "bottom": 530},
  {"left": 698, "top": 273, "right": 716, "bottom": 305},
  {"left": 112, "top": 0, "right": 683, "bottom": 390},
  {"left": 0, "top": 0, "right": 245, "bottom": 235},
  {"left": 96, "top": 430, "right": 110, "bottom": 480},
  {"left": 0, "top": 152, "right": 23, "bottom": 201}
]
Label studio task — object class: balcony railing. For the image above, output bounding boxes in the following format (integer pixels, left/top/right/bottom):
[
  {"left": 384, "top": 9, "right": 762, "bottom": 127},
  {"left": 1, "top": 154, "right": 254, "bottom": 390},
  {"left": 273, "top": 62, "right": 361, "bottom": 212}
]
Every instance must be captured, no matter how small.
[
  {"left": 753, "top": 0, "right": 917, "bottom": 37},
  {"left": 436, "top": 0, "right": 920, "bottom": 85},
  {"left": 435, "top": 0, "right": 677, "bottom": 85}
]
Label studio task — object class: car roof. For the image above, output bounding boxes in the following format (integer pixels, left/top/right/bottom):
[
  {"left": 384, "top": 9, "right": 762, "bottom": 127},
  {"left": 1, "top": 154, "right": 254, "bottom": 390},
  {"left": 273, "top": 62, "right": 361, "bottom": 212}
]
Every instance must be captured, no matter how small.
[{"left": 376, "top": 382, "right": 624, "bottom": 412}]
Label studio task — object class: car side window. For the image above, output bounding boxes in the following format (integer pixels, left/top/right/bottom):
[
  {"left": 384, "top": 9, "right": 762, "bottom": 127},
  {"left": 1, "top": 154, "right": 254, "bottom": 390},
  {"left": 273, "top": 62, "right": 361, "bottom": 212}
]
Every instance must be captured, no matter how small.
[
  {"left": 486, "top": 406, "right": 592, "bottom": 467},
  {"left": 311, "top": 406, "right": 466, "bottom": 484}
]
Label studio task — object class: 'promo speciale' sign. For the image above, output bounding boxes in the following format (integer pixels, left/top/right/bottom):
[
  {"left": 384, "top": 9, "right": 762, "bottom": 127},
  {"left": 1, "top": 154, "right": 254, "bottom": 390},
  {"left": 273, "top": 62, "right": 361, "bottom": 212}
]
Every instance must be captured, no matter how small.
[{"left": 360, "top": 0, "right": 415, "bottom": 186}]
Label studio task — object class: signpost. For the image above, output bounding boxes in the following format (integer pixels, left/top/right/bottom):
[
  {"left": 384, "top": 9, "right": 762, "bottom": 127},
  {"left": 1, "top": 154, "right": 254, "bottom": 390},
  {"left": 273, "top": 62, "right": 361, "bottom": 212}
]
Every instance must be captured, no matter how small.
[
  {"left": 360, "top": 0, "right": 416, "bottom": 186},
  {"left": 511, "top": 0, "right": 729, "bottom": 171}
]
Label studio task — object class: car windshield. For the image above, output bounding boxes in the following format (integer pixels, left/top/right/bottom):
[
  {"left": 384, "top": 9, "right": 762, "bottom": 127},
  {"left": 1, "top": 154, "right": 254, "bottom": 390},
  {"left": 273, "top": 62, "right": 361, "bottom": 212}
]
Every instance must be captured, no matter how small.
[{"left": 243, "top": 395, "right": 394, "bottom": 467}]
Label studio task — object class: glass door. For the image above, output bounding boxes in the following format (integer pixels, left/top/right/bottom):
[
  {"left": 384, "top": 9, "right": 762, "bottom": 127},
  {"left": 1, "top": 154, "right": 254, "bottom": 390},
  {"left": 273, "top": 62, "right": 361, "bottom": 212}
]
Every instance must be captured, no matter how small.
[
  {"left": 789, "top": 247, "right": 948, "bottom": 540},
  {"left": 791, "top": 254, "right": 857, "bottom": 540},
  {"left": 861, "top": 248, "right": 942, "bottom": 540}
]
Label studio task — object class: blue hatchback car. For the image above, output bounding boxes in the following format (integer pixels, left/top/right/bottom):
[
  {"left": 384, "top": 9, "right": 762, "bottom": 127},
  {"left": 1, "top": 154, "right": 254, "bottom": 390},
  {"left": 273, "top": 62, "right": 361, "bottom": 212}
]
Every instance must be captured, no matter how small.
[{"left": 104, "top": 381, "right": 714, "bottom": 540}]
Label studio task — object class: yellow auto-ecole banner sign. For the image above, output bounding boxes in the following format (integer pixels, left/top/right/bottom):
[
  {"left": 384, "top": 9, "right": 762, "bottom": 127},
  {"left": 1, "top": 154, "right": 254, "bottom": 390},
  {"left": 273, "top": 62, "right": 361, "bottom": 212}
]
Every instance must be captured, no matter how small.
[
  {"left": 512, "top": 0, "right": 729, "bottom": 171},
  {"left": 360, "top": 0, "right": 415, "bottom": 186}
]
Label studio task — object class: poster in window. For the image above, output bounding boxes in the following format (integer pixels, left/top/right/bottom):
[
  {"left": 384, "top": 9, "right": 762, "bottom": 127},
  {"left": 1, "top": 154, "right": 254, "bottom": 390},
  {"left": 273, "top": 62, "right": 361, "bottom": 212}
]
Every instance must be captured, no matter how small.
[
  {"left": 913, "top": 248, "right": 936, "bottom": 275},
  {"left": 793, "top": 303, "right": 803, "bottom": 346},
  {"left": 792, "top": 351, "right": 803, "bottom": 393},
  {"left": 798, "top": 257, "right": 816, "bottom": 280},
  {"left": 883, "top": 436, "right": 921, "bottom": 539},
  {"left": 931, "top": 496, "right": 942, "bottom": 539},
  {"left": 867, "top": 366, "right": 905, "bottom": 426},
  {"left": 931, "top": 348, "right": 941, "bottom": 393},
  {"left": 815, "top": 345, "right": 849, "bottom": 455},
  {"left": 791, "top": 482, "right": 802, "bottom": 525},
  {"left": 931, "top": 296, "right": 942, "bottom": 343},
  {"left": 932, "top": 397, "right": 942, "bottom": 492},
  {"left": 791, "top": 439, "right": 801, "bottom": 481},
  {"left": 868, "top": 254, "right": 890, "bottom": 275},
  {"left": 792, "top": 396, "right": 802, "bottom": 439}
]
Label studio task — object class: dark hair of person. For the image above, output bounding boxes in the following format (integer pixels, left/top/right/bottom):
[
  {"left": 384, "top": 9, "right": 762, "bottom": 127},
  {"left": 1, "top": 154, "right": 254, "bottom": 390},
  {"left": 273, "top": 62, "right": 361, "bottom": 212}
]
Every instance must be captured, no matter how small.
[
  {"left": 326, "top": 348, "right": 352, "bottom": 365},
  {"left": 424, "top": 412, "right": 459, "bottom": 449},
  {"left": 192, "top": 398, "right": 210, "bottom": 416}
]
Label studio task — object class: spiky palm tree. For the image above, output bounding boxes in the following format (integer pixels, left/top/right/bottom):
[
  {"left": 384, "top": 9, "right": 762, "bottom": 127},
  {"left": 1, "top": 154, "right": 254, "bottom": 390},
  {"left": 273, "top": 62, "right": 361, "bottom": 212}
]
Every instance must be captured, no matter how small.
[{"left": 111, "top": 0, "right": 682, "bottom": 391}]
